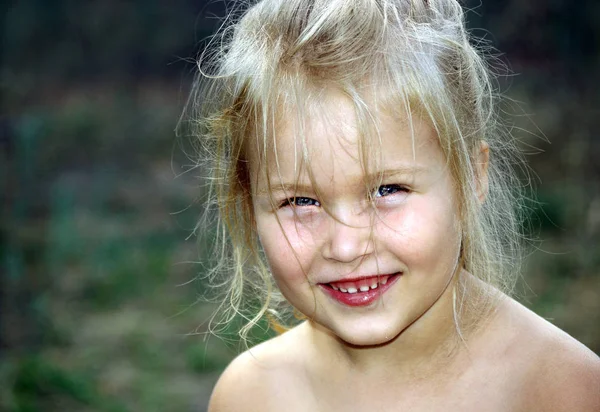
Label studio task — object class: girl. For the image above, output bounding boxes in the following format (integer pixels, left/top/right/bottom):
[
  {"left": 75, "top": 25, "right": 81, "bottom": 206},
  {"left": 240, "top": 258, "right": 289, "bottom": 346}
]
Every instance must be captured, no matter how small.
[{"left": 187, "top": 0, "right": 600, "bottom": 410}]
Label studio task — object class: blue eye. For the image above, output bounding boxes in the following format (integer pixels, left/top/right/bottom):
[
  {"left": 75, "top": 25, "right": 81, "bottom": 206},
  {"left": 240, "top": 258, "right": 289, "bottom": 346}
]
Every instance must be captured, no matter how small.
[
  {"left": 374, "top": 184, "right": 409, "bottom": 198},
  {"left": 280, "top": 197, "right": 321, "bottom": 208}
]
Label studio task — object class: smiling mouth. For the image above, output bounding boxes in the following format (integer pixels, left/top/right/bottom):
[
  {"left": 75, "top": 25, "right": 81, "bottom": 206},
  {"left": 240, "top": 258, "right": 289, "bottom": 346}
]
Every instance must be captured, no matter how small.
[
  {"left": 319, "top": 273, "right": 401, "bottom": 307},
  {"left": 324, "top": 273, "right": 401, "bottom": 293}
]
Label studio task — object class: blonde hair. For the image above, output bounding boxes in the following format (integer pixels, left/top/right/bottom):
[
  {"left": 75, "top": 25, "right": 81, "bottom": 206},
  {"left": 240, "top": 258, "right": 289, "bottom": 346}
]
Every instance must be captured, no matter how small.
[{"left": 184, "top": 0, "right": 527, "bottom": 343}]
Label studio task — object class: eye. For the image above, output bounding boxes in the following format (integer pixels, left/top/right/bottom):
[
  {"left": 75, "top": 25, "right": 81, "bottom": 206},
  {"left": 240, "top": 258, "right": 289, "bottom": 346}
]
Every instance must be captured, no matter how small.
[
  {"left": 280, "top": 197, "right": 321, "bottom": 208},
  {"left": 373, "top": 184, "right": 409, "bottom": 198}
]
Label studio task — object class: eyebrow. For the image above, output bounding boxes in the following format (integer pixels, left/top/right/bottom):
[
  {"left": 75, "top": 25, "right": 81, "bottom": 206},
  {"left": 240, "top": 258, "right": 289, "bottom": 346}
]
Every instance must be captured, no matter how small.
[
  {"left": 253, "top": 166, "right": 427, "bottom": 196},
  {"left": 254, "top": 182, "right": 314, "bottom": 197},
  {"left": 365, "top": 166, "right": 428, "bottom": 180}
]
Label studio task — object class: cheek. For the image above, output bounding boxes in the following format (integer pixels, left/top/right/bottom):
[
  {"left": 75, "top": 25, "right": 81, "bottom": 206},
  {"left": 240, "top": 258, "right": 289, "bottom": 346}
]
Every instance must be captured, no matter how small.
[
  {"left": 256, "top": 217, "right": 318, "bottom": 282},
  {"left": 379, "top": 196, "right": 461, "bottom": 261}
]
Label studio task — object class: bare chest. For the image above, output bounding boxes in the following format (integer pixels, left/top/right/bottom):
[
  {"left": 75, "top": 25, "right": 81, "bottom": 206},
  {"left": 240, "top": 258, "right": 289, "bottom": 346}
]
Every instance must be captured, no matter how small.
[{"left": 271, "top": 364, "right": 527, "bottom": 412}]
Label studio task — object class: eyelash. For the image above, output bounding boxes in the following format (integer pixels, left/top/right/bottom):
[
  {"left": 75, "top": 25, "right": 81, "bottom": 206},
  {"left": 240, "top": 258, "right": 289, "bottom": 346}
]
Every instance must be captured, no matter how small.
[
  {"left": 279, "top": 197, "right": 321, "bottom": 208},
  {"left": 278, "top": 184, "right": 410, "bottom": 208},
  {"left": 372, "top": 184, "right": 410, "bottom": 198}
]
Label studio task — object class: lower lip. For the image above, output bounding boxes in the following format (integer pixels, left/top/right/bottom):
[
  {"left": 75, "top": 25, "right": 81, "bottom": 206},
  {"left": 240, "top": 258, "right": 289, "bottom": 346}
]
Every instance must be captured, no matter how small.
[{"left": 319, "top": 273, "right": 401, "bottom": 307}]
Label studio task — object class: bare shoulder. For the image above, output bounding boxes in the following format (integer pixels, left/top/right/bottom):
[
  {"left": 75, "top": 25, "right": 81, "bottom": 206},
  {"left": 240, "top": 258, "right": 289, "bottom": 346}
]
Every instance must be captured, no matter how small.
[
  {"left": 497, "top": 298, "right": 600, "bottom": 411},
  {"left": 207, "top": 326, "right": 309, "bottom": 412}
]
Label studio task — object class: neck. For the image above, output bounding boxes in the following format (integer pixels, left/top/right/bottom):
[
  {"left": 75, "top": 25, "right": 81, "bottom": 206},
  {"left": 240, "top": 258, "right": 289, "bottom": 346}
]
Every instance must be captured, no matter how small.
[{"left": 304, "top": 269, "right": 482, "bottom": 382}]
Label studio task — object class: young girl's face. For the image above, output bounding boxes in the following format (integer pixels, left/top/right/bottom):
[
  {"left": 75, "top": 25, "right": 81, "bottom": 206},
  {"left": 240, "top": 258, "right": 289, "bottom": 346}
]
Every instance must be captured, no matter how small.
[{"left": 251, "top": 93, "right": 463, "bottom": 347}]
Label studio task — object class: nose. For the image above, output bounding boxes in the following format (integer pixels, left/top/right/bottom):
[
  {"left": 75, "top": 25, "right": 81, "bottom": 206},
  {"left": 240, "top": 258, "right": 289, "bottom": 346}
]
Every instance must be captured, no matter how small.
[{"left": 321, "top": 209, "right": 374, "bottom": 263}]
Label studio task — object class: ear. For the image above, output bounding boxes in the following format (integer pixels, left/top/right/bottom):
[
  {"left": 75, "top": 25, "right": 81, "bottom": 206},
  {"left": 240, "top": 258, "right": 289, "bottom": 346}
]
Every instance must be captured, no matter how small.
[{"left": 475, "top": 141, "right": 490, "bottom": 204}]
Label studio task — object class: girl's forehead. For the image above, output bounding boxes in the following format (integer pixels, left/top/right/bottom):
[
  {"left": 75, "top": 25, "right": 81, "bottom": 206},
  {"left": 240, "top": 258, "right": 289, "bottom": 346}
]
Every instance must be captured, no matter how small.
[
  {"left": 271, "top": 93, "right": 439, "bottom": 158},
  {"left": 249, "top": 94, "right": 444, "bottom": 189}
]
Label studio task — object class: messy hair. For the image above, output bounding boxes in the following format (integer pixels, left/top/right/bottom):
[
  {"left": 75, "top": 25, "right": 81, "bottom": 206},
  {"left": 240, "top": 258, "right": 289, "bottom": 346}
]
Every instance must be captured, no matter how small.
[{"left": 184, "top": 0, "right": 527, "bottom": 343}]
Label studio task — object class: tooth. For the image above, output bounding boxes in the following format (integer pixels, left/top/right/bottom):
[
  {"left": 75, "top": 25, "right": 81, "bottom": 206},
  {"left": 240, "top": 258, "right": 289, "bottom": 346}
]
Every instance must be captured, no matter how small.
[
  {"left": 370, "top": 283, "right": 378, "bottom": 289},
  {"left": 359, "top": 286, "right": 370, "bottom": 292},
  {"left": 340, "top": 288, "right": 348, "bottom": 293},
  {"left": 381, "top": 277, "right": 388, "bottom": 285},
  {"left": 347, "top": 287, "right": 358, "bottom": 294},
  {"left": 331, "top": 285, "right": 339, "bottom": 291}
]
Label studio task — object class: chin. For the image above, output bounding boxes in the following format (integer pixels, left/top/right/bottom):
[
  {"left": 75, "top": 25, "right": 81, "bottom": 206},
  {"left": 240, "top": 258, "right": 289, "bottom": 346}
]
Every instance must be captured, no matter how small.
[{"left": 333, "top": 323, "right": 403, "bottom": 348}]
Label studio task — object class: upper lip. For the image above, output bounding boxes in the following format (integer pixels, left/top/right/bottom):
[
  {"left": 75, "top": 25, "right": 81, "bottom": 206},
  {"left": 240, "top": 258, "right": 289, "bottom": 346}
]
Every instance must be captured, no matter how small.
[{"left": 318, "top": 272, "right": 401, "bottom": 284}]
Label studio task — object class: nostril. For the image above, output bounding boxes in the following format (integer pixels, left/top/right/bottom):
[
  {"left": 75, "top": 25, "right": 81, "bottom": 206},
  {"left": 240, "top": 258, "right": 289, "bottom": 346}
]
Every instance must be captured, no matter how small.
[{"left": 322, "top": 221, "right": 374, "bottom": 263}]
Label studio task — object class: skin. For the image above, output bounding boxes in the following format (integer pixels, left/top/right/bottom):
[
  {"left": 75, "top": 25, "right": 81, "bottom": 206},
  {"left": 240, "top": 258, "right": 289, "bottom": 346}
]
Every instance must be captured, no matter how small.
[{"left": 208, "top": 93, "right": 600, "bottom": 412}]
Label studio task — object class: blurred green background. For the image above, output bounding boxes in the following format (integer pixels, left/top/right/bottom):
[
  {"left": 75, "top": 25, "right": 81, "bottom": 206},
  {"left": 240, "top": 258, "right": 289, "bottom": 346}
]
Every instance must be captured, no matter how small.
[{"left": 1, "top": 1, "right": 599, "bottom": 411}]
